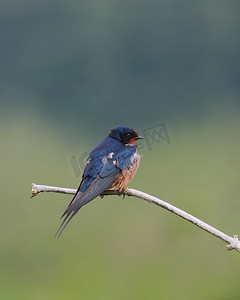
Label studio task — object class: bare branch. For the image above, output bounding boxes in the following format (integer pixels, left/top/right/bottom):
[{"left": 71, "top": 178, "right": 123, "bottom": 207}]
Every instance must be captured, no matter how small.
[{"left": 31, "top": 183, "right": 240, "bottom": 253}]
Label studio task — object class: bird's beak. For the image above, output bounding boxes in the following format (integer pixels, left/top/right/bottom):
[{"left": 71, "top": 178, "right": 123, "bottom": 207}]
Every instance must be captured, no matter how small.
[{"left": 136, "top": 135, "right": 143, "bottom": 140}]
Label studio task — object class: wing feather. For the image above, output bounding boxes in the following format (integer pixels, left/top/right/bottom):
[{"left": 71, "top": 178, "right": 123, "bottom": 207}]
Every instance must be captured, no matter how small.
[{"left": 55, "top": 168, "right": 120, "bottom": 238}]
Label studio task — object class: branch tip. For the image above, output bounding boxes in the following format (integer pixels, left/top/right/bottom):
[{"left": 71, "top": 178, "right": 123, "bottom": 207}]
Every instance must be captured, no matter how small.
[
  {"left": 31, "top": 183, "right": 38, "bottom": 198},
  {"left": 226, "top": 235, "right": 240, "bottom": 252}
]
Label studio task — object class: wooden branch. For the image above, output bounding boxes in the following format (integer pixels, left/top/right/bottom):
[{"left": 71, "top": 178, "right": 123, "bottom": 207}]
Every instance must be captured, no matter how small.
[{"left": 31, "top": 183, "right": 240, "bottom": 253}]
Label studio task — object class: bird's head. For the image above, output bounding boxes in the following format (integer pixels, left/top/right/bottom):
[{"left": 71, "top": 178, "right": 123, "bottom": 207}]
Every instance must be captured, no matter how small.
[{"left": 109, "top": 125, "right": 143, "bottom": 145}]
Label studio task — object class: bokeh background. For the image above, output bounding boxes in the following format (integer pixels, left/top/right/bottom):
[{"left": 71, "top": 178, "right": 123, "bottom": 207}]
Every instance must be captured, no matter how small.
[{"left": 1, "top": 1, "right": 240, "bottom": 299}]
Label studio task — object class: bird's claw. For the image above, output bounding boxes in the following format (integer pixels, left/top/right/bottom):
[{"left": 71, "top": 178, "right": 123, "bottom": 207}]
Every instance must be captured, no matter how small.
[{"left": 119, "top": 187, "right": 127, "bottom": 199}]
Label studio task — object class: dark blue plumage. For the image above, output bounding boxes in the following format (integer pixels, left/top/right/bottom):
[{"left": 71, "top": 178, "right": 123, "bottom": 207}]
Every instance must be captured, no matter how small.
[{"left": 56, "top": 125, "right": 143, "bottom": 238}]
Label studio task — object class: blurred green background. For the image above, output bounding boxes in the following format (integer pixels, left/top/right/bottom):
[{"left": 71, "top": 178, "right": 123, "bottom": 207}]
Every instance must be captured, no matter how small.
[{"left": 1, "top": 1, "right": 240, "bottom": 299}]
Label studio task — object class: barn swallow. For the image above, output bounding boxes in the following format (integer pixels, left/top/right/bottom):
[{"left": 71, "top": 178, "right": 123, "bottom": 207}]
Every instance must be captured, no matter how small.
[{"left": 56, "top": 125, "right": 143, "bottom": 238}]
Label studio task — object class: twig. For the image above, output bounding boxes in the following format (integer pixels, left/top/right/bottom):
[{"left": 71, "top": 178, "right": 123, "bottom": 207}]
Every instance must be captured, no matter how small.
[{"left": 31, "top": 183, "right": 240, "bottom": 253}]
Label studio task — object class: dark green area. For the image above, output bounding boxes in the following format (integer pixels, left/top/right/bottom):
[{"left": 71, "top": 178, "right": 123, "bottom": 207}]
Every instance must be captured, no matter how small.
[
  {"left": 1, "top": 1, "right": 240, "bottom": 299},
  {"left": 1, "top": 0, "right": 240, "bottom": 133}
]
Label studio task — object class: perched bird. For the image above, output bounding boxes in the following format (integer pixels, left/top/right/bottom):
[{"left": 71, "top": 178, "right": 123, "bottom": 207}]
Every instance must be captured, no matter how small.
[{"left": 56, "top": 125, "right": 143, "bottom": 238}]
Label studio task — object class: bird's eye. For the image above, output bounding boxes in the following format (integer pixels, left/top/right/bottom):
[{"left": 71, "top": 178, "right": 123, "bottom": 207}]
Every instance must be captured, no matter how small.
[{"left": 127, "top": 133, "right": 131, "bottom": 137}]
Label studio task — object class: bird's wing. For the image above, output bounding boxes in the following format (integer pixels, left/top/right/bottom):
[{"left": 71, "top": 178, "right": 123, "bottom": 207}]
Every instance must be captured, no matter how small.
[
  {"left": 55, "top": 158, "right": 121, "bottom": 238},
  {"left": 115, "top": 145, "right": 137, "bottom": 170}
]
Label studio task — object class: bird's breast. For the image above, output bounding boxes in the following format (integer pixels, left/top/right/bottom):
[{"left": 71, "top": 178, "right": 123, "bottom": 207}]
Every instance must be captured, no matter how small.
[{"left": 111, "top": 151, "right": 141, "bottom": 191}]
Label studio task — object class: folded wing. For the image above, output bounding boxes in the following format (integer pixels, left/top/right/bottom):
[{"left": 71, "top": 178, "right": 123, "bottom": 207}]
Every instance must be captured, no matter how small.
[{"left": 55, "top": 158, "right": 121, "bottom": 238}]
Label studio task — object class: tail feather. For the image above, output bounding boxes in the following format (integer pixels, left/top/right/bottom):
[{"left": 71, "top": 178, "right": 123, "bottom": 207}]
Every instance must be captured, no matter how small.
[
  {"left": 55, "top": 172, "right": 121, "bottom": 238},
  {"left": 60, "top": 209, "right": 68, "bottom": 219},
  {"left": 55, "top": 210, "right": 76, "bottom": 239}
]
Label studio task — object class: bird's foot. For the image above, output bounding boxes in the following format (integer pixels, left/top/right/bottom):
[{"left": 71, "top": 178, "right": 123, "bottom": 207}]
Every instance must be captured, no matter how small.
[{"left": 119, "top": 187, "right": 127, "bottom": 199}]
